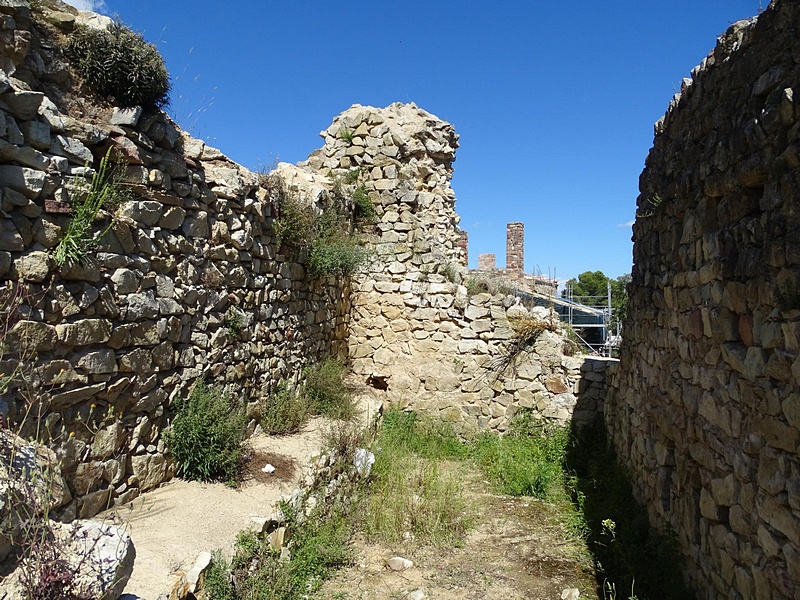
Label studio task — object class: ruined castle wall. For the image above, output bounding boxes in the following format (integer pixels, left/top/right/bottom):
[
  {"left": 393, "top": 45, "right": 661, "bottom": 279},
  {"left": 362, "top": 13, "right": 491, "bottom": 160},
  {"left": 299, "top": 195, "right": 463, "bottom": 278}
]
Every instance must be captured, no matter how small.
[
  {"left": 304, "top": 103, "right": 606, "bottom": 432},
  {"left": 607, "top": 2, "right": 800, "bottom": 597},
  {"left": 0, "top": 4, "right": 350, "bottom": 520}
]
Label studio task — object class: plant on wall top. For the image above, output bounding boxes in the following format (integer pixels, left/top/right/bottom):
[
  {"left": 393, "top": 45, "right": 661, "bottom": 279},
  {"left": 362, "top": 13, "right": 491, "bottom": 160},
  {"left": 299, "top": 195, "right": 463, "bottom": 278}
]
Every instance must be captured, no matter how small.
[
  {"left": 65, "top": 22, "right": 170, "bottom": 109},
  {"left": 269, "top": 173, "right": 374, "bottom": 277}
]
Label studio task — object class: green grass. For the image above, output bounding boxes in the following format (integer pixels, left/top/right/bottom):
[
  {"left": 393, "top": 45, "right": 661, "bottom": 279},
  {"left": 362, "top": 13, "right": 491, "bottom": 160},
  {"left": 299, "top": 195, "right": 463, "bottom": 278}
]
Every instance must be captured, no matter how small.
[
  {"left": 204, "top": 408, "right": 690, "bottom": 599},
  {"left": 362, "top": 409, "right": 472, "bottom": 548},
  {"left": 259, "top": 359, "right": 355, "bottom": 434},
  {"left": 374, "top": 409, "right": 469, "bottom": 460},
  {"left": 303, "top": 358, "right": 355, "bottom": 420}
]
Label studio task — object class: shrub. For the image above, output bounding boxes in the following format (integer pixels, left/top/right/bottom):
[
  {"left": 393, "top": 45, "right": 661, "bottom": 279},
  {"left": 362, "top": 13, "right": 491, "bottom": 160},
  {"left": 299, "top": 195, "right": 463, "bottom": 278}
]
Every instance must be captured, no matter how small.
[
  {"left": 259, "top": 383, "right": 310, "bottom": 435},
  {"left": 273, "top": 191, "right": 317, "bottom": 250},
  {"left": 165, "top": 382, "right": 246, "bottom": 484},
  {"left": 352, "top": 184, "right": 376, "bottom": 225},
  {"left": 270, "top": 174, "right": 371, "bottom": 276},
  {"left": 202, "top": 552, "right": 235, "bottom": 600},
  {"left": 303, "top": 358, "right": 354, "bottom": 419},
  {"left": 65, "top": 22, "right": 170, "bottom": 109},
  {"left": 53, "top": 149, "right": 130, "bottom": 267},
  {"left": 309, "top": 236, "right": 368, "bottom": 277}
]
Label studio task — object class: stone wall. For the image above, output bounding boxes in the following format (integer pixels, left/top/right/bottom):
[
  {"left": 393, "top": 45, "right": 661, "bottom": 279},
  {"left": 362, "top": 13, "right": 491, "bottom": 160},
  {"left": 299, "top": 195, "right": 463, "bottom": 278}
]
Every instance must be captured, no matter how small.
[
  {"left": 607, "top": 1, "right": 800, "bottom": 598},
  {"left": 295, "top": 102, "right": 605, "bottom": 432},
  {"left": 0, "top": 0, "right": 615, "bottom": 525},
  {"left": 477, "top": 253, "right": 496, "bottom": 270},
  {"left": 0, "top": 2, "right": 350, "bottom": 519}
]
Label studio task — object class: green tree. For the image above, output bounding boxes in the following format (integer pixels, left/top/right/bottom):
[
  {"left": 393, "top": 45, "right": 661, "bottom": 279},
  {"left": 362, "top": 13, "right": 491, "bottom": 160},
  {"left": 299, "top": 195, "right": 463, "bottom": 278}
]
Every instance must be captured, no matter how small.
[
  {"left": 562, "top": 271, "right": 630, "bottom": 332},
  {"left": 609, "top": 273, "right": 630, "bottom": 332},
  {"left": 562, "top": 270, "right": 609, "bottom": 299}
]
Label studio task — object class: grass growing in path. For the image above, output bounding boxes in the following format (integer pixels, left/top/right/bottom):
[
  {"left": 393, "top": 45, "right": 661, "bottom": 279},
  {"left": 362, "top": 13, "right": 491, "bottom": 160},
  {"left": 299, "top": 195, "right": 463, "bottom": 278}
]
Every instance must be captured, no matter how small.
[
  {"left": 363, "top": 410, "right": 472, "bottom": 548},
  {"left": 472, "top": 412, "right": 570, "bottom": 499}
]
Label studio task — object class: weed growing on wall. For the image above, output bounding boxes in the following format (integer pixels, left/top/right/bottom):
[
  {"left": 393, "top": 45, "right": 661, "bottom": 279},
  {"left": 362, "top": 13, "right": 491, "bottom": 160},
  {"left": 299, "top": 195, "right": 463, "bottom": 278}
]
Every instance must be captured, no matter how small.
[
  {"left": 438, "top": 261, "right": 460, "bottom": 284},
  {"left": 351, "top": 184, "right": 376, "bottom": 225},
  {"left": 309, "top": 235, "right": 367, "bottom": 277},
  {"left": 337, "top": 126, "right": 354, "bottom": 141},
  {"left": 491, "top": 313, "right": 559, "bottom": 378},
  {"left": 272, "top": 189, "right": 317, "bottom": 250},
  {"left": 267, "top": 172, "right": 374, "bottom": 277},
  {"left": 223, "top": 306, "right": 244, "bottom": 338},
  {"left": 65, "top": 22, "right": 170, "bottom": 108},
  {"left": 635, "top": 193, "right": 664, "bottom": 219},
  {"left": 165, "top": 382, "right": 246, "bottom": 484},
  {"left": 53, "top": 149, "right": 130, "bottom": 268}
]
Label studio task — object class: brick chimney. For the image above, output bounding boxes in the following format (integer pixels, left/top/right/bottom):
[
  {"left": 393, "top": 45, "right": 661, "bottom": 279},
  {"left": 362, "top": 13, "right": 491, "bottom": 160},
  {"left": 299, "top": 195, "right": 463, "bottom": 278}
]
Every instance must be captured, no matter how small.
[
  {"left": 458, "top": 230, "right": 468, "bottom": 266},
  {"left": 506, "top": 222, "right": 524, "bottom": 273},
  {"left": 478, "top": 253, "right": 496, "bottom": 270}
]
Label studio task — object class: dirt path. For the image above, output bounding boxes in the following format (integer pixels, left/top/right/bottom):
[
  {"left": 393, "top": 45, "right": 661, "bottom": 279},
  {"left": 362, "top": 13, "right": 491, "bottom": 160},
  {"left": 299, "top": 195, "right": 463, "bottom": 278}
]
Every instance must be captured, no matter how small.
[
  {"left": 105, "top": 417, "right": 329, "bottom": 600},
  {"left": 315, "top": 468, "right": 599, "bottom": 600}
]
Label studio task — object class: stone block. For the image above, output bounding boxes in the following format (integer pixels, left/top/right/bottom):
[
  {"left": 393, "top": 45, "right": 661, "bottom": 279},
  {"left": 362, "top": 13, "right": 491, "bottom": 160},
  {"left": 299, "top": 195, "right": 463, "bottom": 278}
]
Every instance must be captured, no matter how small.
[
  {"left": 56, "top": 319, "right": 112, "bottom": 345},
  {"left": 77, "top": 349, "right": 117, "bottom": 374}
]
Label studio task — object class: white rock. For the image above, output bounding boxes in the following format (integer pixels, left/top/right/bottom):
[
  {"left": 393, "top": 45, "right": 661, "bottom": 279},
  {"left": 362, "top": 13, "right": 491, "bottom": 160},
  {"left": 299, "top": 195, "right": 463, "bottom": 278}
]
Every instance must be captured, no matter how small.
[{"left": 387, "top": 556, "right": 413, "bottom": 571}]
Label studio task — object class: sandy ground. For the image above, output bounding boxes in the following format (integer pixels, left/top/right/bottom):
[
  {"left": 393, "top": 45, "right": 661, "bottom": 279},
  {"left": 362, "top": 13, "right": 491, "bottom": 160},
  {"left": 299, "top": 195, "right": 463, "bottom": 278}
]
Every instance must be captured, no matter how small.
[
  {"left": 105, "top": 416, "right": 330, "bottom": 600},
  {"left": 316, "top": 467, "right": 599, "bottom": 600},
  {"left": 107, "top": 389, "right": 382, "bottom": 600}
]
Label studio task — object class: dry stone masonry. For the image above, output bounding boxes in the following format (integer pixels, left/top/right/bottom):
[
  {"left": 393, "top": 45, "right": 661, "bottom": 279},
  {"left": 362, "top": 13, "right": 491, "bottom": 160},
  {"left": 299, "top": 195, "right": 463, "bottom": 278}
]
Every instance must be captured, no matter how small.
[
  {"left": 293, "top": 102, "right": 607, "bottom": 432},
  {"left": 0, "top": 0, "right": 612, "bottom": 552},
  {"left": 608, "top": 1, "right": 800, "bottom": 598},
  {"left": 0, "top": 0, "right": 350, "bottom": 520}
]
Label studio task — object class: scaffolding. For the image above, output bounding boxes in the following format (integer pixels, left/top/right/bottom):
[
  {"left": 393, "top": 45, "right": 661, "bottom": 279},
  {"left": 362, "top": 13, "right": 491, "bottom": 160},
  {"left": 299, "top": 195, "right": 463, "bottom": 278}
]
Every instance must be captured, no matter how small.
[
  {"left": 512, "top": 282, "right": 621, "bottom": 357},
  {"left": 560, "top": 281, "right": 620, "bottom": 356}
]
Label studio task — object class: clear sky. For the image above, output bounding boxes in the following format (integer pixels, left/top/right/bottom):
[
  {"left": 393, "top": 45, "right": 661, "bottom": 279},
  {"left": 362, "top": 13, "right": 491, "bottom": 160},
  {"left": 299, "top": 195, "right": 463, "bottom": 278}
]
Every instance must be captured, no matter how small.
[{"left": 66, "top": 0, "right": 763, "bottom": 282}]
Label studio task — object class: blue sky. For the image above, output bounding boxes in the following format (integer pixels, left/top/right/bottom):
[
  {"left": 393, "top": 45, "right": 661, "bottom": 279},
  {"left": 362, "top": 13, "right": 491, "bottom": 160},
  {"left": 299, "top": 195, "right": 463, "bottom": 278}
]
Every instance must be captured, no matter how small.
[{"left": 67, "top": 1, "right": 763, "bottom": 282}]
